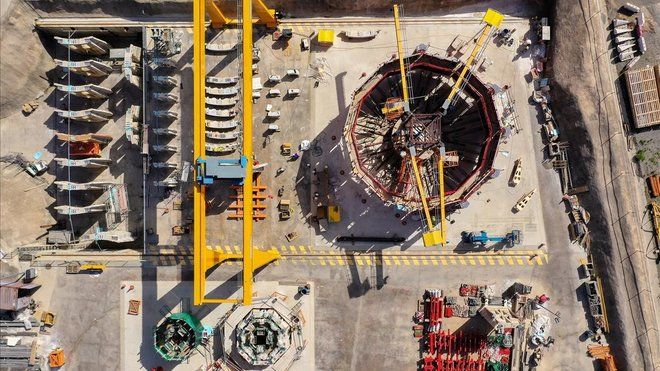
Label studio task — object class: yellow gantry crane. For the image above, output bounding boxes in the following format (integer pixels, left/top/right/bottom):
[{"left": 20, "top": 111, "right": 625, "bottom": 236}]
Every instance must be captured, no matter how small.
[{"left": 193, "top": 0, "right": 280, "bottom": 306}]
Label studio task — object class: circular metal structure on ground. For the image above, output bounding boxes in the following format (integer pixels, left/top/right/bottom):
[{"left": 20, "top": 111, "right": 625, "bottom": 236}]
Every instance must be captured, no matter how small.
[
  {"left": 235, "top": 308, "right": 291, "bottom": 366},
  {"left": 153, "top": 313, "right": 203, "bottom": 361},
  {"left": 344, "top": 53, "right": 502, "bottom": 210}
]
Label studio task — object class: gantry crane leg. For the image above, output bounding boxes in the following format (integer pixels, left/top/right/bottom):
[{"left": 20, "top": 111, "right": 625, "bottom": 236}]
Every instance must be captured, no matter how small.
[{"left": 206, "top": 0, "right": 278, "bottom": 29}]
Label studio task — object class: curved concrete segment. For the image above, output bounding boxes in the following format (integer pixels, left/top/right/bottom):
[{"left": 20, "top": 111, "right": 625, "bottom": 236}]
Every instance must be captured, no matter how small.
[
  {"left": 56, "top": 109, "right": 113, "bottom": 123},
  {"left": 54, "top": 181, "right": 118, "bottom": 191},
  {"left": 54, "top": 204, "right": 106, "bottom": 215},
  {"left": 54, "top": 36, "right": 110, "bottom": 55},
  {"left": 79, "top": 230, "right": 134, "bottom": 243},
  {"left": 54, "top": 59, "right": 113, "bottom": 77},
  {"left": 54, "top": 158, "right": 111, "bottom": 168},
  {"left": 54, "top": 83, "right": 112, "bottom": 99}
]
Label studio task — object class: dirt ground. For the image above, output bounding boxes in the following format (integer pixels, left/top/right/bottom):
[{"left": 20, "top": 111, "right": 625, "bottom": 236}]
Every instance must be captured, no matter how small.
[{"left": 550, "top": 0, "right": 659, "bottom": 369}]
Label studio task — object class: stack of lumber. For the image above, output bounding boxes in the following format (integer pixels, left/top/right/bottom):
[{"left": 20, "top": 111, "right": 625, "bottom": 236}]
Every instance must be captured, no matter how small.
[{"left": 587, "top": 344, "right": 617, "bottom": 371}]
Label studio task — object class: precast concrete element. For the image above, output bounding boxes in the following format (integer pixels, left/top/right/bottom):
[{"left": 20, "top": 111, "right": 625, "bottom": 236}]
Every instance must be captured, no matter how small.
[
  {"left": 55, "top": 204, "right": 106, "bottom": 215},
  {"left": 55, "top": 83, "right": 113, "bottom": 99},
  {"left": 55, "top": 36, "right": 110, "bottom": 55},
  {"left": 152, "top": 128, "right": 178, "bottom": 136},
  {"left": 54, "top": 158, "right": 111, "bottom": 168},
  {"left": 79, "top": 230, "right": 134, "bottom": 243},
  {"left": 54, "top": 59, "right": 113, "bottom": 77},
  {"left": 54, "top": 181, "right": 118, "bottom": 191},
  {"left": 56, "top": 109, "right": 113, "bottom": 123}
]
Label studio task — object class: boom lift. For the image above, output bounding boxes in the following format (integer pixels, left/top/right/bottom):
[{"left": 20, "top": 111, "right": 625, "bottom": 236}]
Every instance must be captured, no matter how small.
[{"left": 193, "top": 0, "right": 280, "bottom": 306}]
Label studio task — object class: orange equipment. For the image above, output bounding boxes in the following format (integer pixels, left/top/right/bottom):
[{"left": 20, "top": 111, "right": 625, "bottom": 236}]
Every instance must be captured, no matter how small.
[
  {"left": 48, "top": 348, "right": 66, "bottom": 368},
  {"left": 69, "top": 142, "right": 101, "bottom": 157}
]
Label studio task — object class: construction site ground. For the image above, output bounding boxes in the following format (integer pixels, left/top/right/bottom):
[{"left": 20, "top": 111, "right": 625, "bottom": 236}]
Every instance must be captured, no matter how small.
[
  {"left": 203, "top": 16, "right": 549, "bottom": 255},
  {"left": 1, "top": 0, "right": 636, "bottom": 370}
]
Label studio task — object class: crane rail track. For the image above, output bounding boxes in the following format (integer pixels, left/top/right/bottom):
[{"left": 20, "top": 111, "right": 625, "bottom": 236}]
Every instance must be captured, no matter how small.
[{"left": 35, "top": 15, "right": 527, "bottom": 30}]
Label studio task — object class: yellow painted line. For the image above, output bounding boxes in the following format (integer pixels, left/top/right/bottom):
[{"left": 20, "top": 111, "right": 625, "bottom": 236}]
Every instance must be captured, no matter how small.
[
  {"left": 365, "top": 257, "right": 373, "bottom": 266},
  {"left": 289, "top": 245, "right": 297, "bottom": 254},
  {"left": 477, "top": 257, "right": 486, "bottom": 265},
  {"left": 383, "top": 257, "right": 391, "bottom": 266},
  {"left": 487, "top": 257, "right": 495, "bottom": 265},
  {"left": 402, "top": 257, "right": 410, "bottom": 266},
  {"left": 319, "top": 258, "right": 326, "bottom": 266},
  {"left": 393, "top": 257, "right": 401, "bottom": 266},
  {"left": 497, "top": 257, "right": 505, "bottom": 265},
  {"left": 468, "top": 257, "right": 477, "bottom": 266},
  {"left": 274, "top": 260, "right": 280, "bottom": 266},
  {"left": 507, "top": 257, "right": 514, "bottom": 265},
  {"left": 328, "top": 258, "right": 335, "bottom": 266},
  {"left": 438, "top": 257, "right": 445, "bottom": 266},
  {"left": 234, "top": 245, "right": 240, "bottom": 254},
  {"left": 355, "top": 256, "right": 364, "bottom": 266},
  {"left": 280, "top": 246, "right": 287, "bottom": 253},
  {"left": 226, "top": 260, "right": 233, "bottom": 266},
  {"left": 458, "top": 256, "right": 467, "bottom": 265},
  {"left": 449, "top": 256, "right": 456, "bottom": 265},
  {"left": 535, "top": 255, "right": 544, "bottom": 265},
  {"left": 527, "top": 256, "right": 535, "bottom": 265},
  {"left": 421, "top": 256, "right": 429, "bottom": 266},
  {"left": 412, "top": 258, "right": 420, "bottom": 266},
  {"left": 336, "top": 256, "right": 345, "bottom": 266},
  {"left": 516, "top": 257, "right": 524, "bottom": 265},
  {"left": 298, "top": 246, "right": 307, "bottom": 253}
]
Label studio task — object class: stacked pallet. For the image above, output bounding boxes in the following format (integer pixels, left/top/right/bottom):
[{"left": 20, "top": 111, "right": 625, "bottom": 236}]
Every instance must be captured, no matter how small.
[
  {"left": 228, "top": 176, "right": 267, "bottom": 220},
  {"left": 647, "top": 174, "right": 660, "bottom": 197},
  {"left": 587, "top": 345, "right": 617, "bottom": 371}
]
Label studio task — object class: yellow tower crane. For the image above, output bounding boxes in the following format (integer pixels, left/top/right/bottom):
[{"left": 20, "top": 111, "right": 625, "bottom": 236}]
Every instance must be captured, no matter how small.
[
  {"left": 391, "top": 6, "right": 503, "bottom": 247},
  {"left": 193, "top": 0, "right": 280, "bottom": 306},
  {"left": 442, "top": 9, "right": 504, "bottom": 111}
]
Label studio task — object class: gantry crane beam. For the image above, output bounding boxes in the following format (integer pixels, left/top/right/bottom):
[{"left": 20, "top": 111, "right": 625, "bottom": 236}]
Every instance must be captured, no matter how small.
[
  {"left": 206, "top": 0, "right": 278, "bottom": 29},
  {"left": 193, "top": 0, "right": 280, "bottom": 306},
  {"left": 442, "top": 9, "right": 503, "bottom": 111}
]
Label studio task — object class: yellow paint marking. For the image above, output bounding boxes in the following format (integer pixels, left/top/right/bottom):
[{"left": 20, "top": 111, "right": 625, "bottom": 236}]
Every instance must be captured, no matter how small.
[
  {"left": 233, "top": 245, "right": 240, "bottom": 254},
  {"left": 412, "top": 258, "right": 420, "bottom": 266},
  {"left": 438, "top": 257, "right": 445, "bottom": 266},
  {"left": 487, "top": 257, "right": 495, "bottom": 265},
  {"left": 516, "top": 257, "right": 524, "bottom": 265},
  {"left": 527, "top": 257, "right": 535, "bottom": 265},
  {"left": 328, "top": 259, "right": 335, "bottom": 266},
  {"left": 402, "top": 257, "right": 410, "bottom": 266},
  {"left": 477, "top": 257, "right": 486, "bottom": 265},
  {"left": 226, "top": 260, "right": 233, "bottom": 266},
  {"left": 535, "top": 256, "right": 543, "bottom": 265},
  {"left": 449, "top": 256, "right": 456, "bottom": 265},
  {"left": 319, "top": 259, "right": 326, "bottom": 266},
  {"left": 289, "top": 245, "right": 297, "bottom": 254},
  {"left": 298, "top": 246, "right": 307, "bottom": 253},
  {"left": 421, "top": 256, "right": 429, "bottom": 265},
  {"left": 459, "top": 256, "right": 467, "bottom": 265},
  {"left": 507, "top": 257, "right": 514, "bottom": 265},
  {"left": 468, "top": 257, "right": 477, "bottom": 266},
  {"left": 383, "top": 257, "right": 391, "bottom": 266},
  {"left": 497, "top": 257, "right": 505, "bottom": 265},
  {"left": 393, "top": 257, "right": 401, "bottom": 266}
]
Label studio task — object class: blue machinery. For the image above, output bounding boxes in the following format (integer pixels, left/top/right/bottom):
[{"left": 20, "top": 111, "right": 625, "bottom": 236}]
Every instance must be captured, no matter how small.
[
  {"left": 461, "top": 230, "right": 522, "bottom": 248},
  {"left": 195, "top": 156, "right": 248, "bottom": 185}
]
